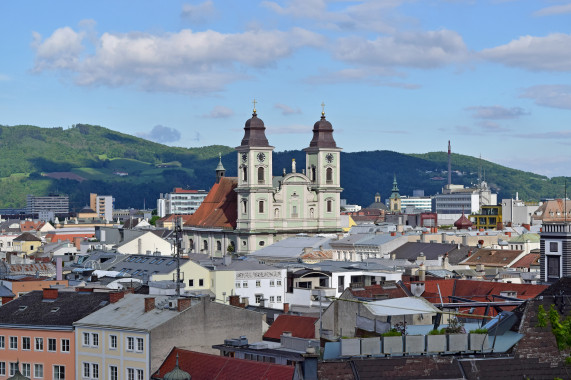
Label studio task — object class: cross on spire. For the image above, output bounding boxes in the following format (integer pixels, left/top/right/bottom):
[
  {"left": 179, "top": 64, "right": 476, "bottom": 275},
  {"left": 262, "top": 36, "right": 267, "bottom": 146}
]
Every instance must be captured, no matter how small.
[
  {"left": 252, "top": 98, "right": 257, "bottom": 114},
  {"left": 321, "top": 101, "right": 326, "bottom": 116}
]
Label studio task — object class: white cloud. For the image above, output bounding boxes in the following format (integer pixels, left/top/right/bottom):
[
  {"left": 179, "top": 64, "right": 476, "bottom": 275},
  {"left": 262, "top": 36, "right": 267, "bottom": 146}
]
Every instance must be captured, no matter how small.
[
  {"left": 514, "top": 130, "right": 571, "bottom": 139},
  {"left": 181, "top": 1, "right": 216, "bottom": 24},
  {"left": 533, "top": 3, "right": 571, "bottom": 17},
  {"left": 466, "top": 105, "right": 529, "bottom": 119},
  {"left": 520, "top": 85, "right": 571, "bottom": 109},
  {"left": 262, "top": 0, "right": 404, "bottom": 33},
  {"left": 333, "top": 29, "right": 469, "bottom": 69},
  {"left": 31, "top": 24, "right": 324, "bottom": 94},
  {"left": 481, "top": 33, "right": 571, "bottom": 71},
  {"left": 137, "top": 125, "right": 181, "bottom": 143},
  {"left": 202, "top": 105, "right": 234, "bottom": 118},
  {"left": 477, "top": 120, "right": 511, "bottom": 132},
  {"left": 274, "top": 103, "right": 301, "bottom": 115}
]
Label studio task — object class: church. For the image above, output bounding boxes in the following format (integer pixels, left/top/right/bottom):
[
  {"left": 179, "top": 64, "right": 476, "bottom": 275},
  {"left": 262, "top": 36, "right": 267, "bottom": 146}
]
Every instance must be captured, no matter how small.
[{"left": 182, "top": 106, "right": 343, "bottom": 256}]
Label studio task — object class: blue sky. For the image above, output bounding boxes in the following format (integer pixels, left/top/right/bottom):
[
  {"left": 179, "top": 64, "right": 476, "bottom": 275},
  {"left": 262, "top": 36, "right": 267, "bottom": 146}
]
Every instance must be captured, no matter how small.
[{"left": 1, "top": 1, "right": 571, "bottom": 177}]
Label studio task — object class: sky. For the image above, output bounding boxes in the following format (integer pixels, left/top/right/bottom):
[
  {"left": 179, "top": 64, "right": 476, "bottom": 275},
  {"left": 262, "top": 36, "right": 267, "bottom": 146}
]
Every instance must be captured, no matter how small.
[{"left": 1, "top": 1, "right": 571, "bottom": 177}]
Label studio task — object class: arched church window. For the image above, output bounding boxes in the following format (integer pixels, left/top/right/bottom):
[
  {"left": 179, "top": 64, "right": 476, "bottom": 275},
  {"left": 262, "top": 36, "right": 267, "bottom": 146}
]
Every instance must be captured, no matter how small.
[
  {"left": 242, "top": 199, "right": 247, "bottom": 214},
  {"left": 189, "top": 239, "right": 194, "bottom": 251},
  {"left": 327, "top": 200, "right": 332, "bottom": 213},
  {"left": 242, "top": 166, "right": 248, "bottom": 182},
  {"left": 258, "top": 167, "right": 264, "bottom": 183},
  {"left": 326, "top": 167, "right": 333, "bottom": 183},
  {"left": 311, "top": 166, "right": 316, "bottom": 182},
  {"left": 274, "top": 208, "right": 279, "bottom": 218},
  {"left": 259, "top": 200, "right": 264, "bottom": 213},
  {"left": 203, "top": 240, "right": 208, "bottom": 250},
  {"left": 310, "top": 208, "right": 315, "bottom": 218},
  {"left": 216, "top": 241, "right": 222, "bottom": 251}
]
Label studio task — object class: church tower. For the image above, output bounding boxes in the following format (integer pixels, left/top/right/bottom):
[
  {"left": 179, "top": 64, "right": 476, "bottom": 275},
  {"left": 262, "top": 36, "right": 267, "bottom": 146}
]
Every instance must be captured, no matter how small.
[
  {"left": 235, "top": 104, "right": 274, "bottom": 251},
  {"left": 215, "top": 153, "right": 225, "bottom": 184},
  {"left": 304, "top": 105, "right": 342, "bottom": 230},
  {"left": 389, "top": 174, "right": 401, "bottom": 213}
]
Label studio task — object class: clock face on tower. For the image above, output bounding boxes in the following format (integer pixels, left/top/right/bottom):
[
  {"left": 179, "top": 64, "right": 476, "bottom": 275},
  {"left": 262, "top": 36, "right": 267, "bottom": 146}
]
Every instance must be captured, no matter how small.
[
  {"left": 326, "top": 153, "right": 334, "bottom": 163},
  {"left": 257, "top": 152, "right": 266, "bottom": 162},
  {"left": 241, "top": 153, "right": 248, "bottom": 163}
]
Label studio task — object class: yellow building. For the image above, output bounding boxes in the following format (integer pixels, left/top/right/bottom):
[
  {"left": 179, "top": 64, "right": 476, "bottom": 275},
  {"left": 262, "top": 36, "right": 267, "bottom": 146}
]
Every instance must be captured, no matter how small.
[
  {"left": 471, "top": 205, "right": 502, "bottom": 230},
  {"left": 12, "top": 232, "right": 42, "bottom": 255}
]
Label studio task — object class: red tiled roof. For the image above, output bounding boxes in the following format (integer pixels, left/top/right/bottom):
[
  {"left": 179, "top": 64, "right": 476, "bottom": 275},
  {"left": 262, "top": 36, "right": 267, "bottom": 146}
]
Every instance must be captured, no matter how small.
[
  {"left": 462, "top": 249, "right": 523, "bottom": 267},
  {"left": 511, "top": 253, "right": 540, "bottom": 269},
  {"left": 20, "top": 221, "right": 45, "bottom": 231},
  {"left": 184, "top": 177, "right": 238, "bottom": 229},
  {"left": 174, "top": 187, "right": 200, "bottom": 194},
  {"left": 153, "top": 347, "right": 294, "bottom": 380},
  {"left": 263, "top": 314, "right": 318, "bottom": 341}
]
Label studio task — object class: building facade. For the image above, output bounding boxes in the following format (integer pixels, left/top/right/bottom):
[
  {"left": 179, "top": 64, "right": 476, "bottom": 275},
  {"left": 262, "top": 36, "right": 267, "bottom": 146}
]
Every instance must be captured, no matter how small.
[
  {"left": 183, "top": 108, "right": 343, "bottom": 256},
  {"left": 156, "top": 188, "right": 208, "bottom": 218},
  {"left": 26, "top": 194, "right": 69, "bottom": 215},
  {"left": 90, "top": 193, "right": 114, "bottom": 221},
  {"left": 540, "top": 222, "right": 571, "bottom": 283}
]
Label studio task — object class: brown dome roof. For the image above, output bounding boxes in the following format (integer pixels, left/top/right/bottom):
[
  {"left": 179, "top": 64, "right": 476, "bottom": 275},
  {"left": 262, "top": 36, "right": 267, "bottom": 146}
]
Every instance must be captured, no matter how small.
[
  {"left": 454, "top": 213, "right": 473, "bottom": 229},
  {"left": 307, "top": 114, "right": 337, "bottom": 149},
  {"left": 239, "top": 111, "right": 270, "bottom": 147}
]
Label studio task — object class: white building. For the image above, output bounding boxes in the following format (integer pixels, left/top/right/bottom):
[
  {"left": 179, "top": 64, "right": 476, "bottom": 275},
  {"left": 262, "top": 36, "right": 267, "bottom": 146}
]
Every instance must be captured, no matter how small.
[
  {"left": 157, "top": 188, "right": 208, "bottom": 217},
  {"left": 399, "top": 196, "right": 432, "bottom": 212},
  {"left": 502, "top": 197, "right": 539, "bottom": 226},
  {"left": 90, "top": 193, "right": 114, "bottom": 221}
]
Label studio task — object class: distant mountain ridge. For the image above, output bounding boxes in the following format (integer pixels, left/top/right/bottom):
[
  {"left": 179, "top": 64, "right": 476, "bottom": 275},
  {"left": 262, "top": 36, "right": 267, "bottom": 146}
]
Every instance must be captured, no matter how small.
[{"left": 0, "top": 123, "right": 566, "bottom": 210}]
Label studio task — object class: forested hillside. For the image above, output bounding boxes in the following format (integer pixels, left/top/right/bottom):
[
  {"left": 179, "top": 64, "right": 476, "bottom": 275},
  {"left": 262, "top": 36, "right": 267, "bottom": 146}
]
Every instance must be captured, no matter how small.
[{"left": 0, "top": 124, "right": 566, "bottom": 210}]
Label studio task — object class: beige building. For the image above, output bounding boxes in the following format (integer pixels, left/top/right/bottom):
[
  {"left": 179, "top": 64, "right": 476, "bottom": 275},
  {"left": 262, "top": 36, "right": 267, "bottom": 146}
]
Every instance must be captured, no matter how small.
[{"left": 74, "top": 293, "right": 264, "bottom": 378}]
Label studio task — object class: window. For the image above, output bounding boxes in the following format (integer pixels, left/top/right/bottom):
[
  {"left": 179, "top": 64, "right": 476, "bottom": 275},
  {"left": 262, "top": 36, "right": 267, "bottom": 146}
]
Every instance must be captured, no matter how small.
[
  {"left": 326, "top": 167, "right": 333, "bottom": 183},
  {"left": 48, "top": 338, "right": 57, "bottom": 352},
  {"left": 255, "top": 294, "right": 263, "bottom": 303},
  {"left": 0, "top": 362, "right": 4, "bottom": 376},
  {"left": 83, "top": 363, "right": 90, "bottom": 378},
  {"left": 92, "top": 364, "right": 99, "bottom": 379},
  {"left": 270, "top": 280, "right": 275, "bottom": 287},
  {"left": 270, "top": 296, "right": 275, "bottom": 302},
  {"left": 258, "top": 200, "right": 264, "bottom": 213},
  {"left": 256, "top": 280, "right": 261, "bottom": 287},
  {"left": 0, "top": 335, "right": 4, "bottom": 349},
  {"left": 34, "top": 364, "right": 43, "bottom": 378},
  {"left": 10, "top": 363, "right": 17, "bottom": 376},
  {"left": 110, "top": 366, "right": 118, "bottom": 380},
  {"left": 203, "top": 240, "right": 208, "bottom": 250},
  {"left": 189, "top": 279, "right": 194, "bottom": 287},
  {"left": 22, "top": 336, "right": 31, "bottom": 350},
  {"left": 82, "top": 332, "right": 90, "bottom": 346},
  {"left": 137, "top": 338, "right": 144, "bottom": 352},
  {"left": 236, "top": 282, "right": 241, "bottom": 288},
  {"left": 136, "top": 369, "right": 144, "bottom": 380},
  {"left": 110, "top": 335, "right": 117, "bottom": 349},
  {"left": 277, "top": 295, "right": 282, "bottom": 302},
  {"left": 9, "top": 336, "right": 17, "bottom": 349},
  {"left": 91, "top": 333, "right": 99, "bottom": 347},
  {"left": 127, "top": 337, "right": 135, "bottom": 351},
  {"left": 258, "top": 166, "right": 264, "bottom": 183},
  {"left": 217, "top": 241, "right": 222, "bottom": 251},
  {"left": 35, "top": 337, "right": 43, "bottom": 351},
  {"left": 550, "top": 242, "right": 559, "bottom": 252},
  {"left": 22, "top": 363, "right": 30, "bottom": 377},
  {"left": 276, "top": 280, "right": 282, "bottom": 286},
  {"left": 199, "top": 279, "right": 204, "bottom": 287},
  {"left": 61, "top": 339, "right": 70, "bottom": 352},
  {"left": 242, "top": 199, "right": 248, "bottom": 214},
  {"left": 243, "top": 281, "right": 248, "bottom": 288},
  {"left": 127, "top": 368, "right": 135, "bottom": 380},
  {"left": 327, "top": 200, "right": 332, "bottom": 213},
  {"left": 53, "top": 365, "right": 65, "bottom": 380},
  {"left": 242, "top": 166, "right": 248, "bottom": 182}
]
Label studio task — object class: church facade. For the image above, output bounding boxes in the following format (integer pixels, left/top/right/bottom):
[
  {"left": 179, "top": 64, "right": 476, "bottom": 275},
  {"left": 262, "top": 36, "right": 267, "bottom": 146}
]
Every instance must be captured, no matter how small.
[{"left": 182, "top": 108, "right": 343, "bottom": 256}]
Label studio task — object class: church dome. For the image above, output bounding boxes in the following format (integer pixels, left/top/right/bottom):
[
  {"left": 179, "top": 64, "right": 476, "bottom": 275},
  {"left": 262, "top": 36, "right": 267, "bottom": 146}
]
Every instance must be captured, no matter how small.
[
  {"left": 454, "top": 213, "right": 473, "bottom": 230},
  {"left": 239, "top": 111, "right": 270, "bottom": 147},
  {"left": 308, "top": 113, "right": 337, "bottom": 149},
  {"left": 163, "top": 354, "right": 191, "bottom": 380}
]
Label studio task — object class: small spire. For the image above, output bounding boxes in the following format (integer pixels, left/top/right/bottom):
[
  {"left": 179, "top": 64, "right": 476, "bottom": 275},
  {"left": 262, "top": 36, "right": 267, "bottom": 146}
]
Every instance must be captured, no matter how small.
[
  {"left": 321, "top": 101, "right": 326, "bottom": 117},
  {"left": 252, "top": 98, "right": 257, "bottom": 115}
]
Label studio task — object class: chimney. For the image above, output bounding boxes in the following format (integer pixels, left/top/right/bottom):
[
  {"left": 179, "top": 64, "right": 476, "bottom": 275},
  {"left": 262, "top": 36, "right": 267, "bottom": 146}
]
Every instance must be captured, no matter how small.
[
  {"left": 522, "top": 224, "right": 531, "bottom": 231},
  {"left": 43, "top": 288, "right": 58, "bottom": 300},
  {"left": 56, "top": 256, "right": 63, "bottom": 281},
  {"left": 109, "top": 291, "right": 125, "bottom": 304},
  {"left": 178, "top": 298, "right": 191, "bottom": 312},
  {"left": 302, "top": 346, "right": 319, "bottom": 380},
  {"left": 283, "top": 302, "right": 290, "bottom": 314},
  {"left": 390, "top": 232, "right": 396, "bottom": 236},
  {"left": 144, "top": 297, "right": 155, "bottom": 312},
  {"left": 229, "top": 295, "right": 240, "bottom": 307},
  {"left": 418, "top": 262, "right": 426, "bottom": 282}
]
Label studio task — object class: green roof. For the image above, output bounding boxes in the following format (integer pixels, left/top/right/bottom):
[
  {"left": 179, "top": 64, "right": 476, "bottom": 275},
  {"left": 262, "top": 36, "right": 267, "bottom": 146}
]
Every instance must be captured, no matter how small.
[{"left": 508, "top": 233, "right": 540, "bottom": 243}]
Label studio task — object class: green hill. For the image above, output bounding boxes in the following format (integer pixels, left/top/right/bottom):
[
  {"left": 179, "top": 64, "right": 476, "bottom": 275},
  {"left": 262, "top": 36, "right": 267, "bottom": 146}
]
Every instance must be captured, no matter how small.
[{"left": 0, "top": 123, "right": 566, "bottom": 210}]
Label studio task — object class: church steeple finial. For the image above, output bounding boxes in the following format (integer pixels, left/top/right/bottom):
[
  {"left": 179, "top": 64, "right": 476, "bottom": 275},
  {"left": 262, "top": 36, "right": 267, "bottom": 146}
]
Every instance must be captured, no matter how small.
[
  {"left": 321, "top": 101, "right": 326, "bottom": 117},
  {"left": 216, "top": 153, "right": 226, "bottom": 183},
  {"left": 252, "top": 98, "right": 257, "bottom": 115}
]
